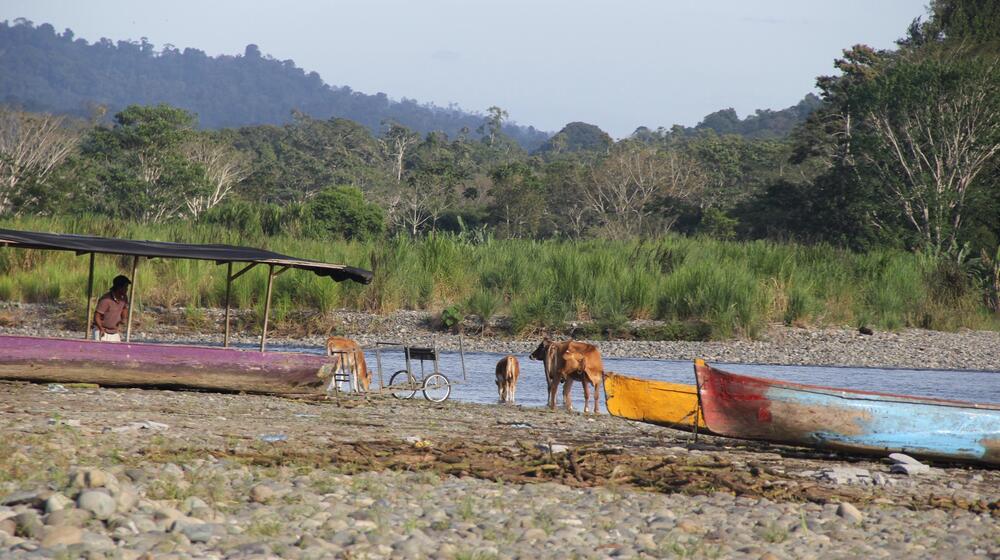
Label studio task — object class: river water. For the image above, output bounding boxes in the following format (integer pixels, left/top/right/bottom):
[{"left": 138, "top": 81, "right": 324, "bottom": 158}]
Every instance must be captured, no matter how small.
[{"left": 275, "top": 345, "right": 1000, "bottom": 408}]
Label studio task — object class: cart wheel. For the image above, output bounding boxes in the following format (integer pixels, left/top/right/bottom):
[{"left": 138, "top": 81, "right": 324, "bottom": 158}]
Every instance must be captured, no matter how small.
[
  {"left": 389, "top": 370, "right": 417, "bottom": 399},
  {"left": 422, "top": 373, "right": 451, "bottom": 402}
]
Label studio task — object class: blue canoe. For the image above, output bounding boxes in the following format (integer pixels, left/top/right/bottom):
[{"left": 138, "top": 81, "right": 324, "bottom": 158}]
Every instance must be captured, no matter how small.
[{"left": 694, "top": 360, "right": 1000, "bottom": 465}]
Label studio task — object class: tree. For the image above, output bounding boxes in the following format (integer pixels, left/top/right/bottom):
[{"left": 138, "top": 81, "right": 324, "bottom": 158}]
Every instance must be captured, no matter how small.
[
  {"left": 586, "top": 142, "right": 708, "bottom": 238},
  {"left": 856, "top": 55, "right": 1000, "bottom": 259},
  {"left": 377, "top": 121, "right": 419, "bottom": 183},
  {"left": 488, "top": 162, "right": 546, "bottom": 238},
  {"left": 82, "top": 104, "right": 206, "bottom": 223},
  {"left": 308, "top": 185, "right": 386, "bottom": 240},
  {"left": 0, "top": 108, "right": 79, "bottom": 215},
  {"left": 478, "top": 106, "right": 508, "bottom": 147},
  {"left": 183, "top": 136, "right": 250, "bottom": 217}
]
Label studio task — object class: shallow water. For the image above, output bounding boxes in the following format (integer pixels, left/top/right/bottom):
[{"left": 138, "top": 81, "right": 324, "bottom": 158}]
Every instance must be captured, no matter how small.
[{"left": 271, "top": 344, "right": 1000, "bottom": 407}]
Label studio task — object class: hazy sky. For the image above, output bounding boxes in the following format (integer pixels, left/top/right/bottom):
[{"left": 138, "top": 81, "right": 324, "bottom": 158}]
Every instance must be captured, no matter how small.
[{"left": 3, "top": 0, "right": 927, "bottom": 137}]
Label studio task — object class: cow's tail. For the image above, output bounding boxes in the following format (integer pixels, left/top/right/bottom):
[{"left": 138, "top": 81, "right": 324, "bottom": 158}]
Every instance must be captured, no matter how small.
[{"left": 504, "top": 355, "right": 516, "bottom": 381}]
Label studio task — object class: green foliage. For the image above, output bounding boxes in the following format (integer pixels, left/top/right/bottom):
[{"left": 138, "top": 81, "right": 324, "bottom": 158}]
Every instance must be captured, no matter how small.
[
  {"left": 307, "top": 186, "right": 386, "bottom": 241},
  {"left": 439, "top": 305, "right": 464, "bottom": 331},
  {"left": 81, "top": 104, "right": 207, "bottom": 223},
  {"left": 466, "top": 290, "right": 501, "bottom": 329}
]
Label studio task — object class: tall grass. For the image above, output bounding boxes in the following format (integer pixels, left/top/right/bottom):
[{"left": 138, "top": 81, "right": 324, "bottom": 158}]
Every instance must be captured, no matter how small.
[{"left": 1, "top": 215, "right": 997, "bottom": 338}]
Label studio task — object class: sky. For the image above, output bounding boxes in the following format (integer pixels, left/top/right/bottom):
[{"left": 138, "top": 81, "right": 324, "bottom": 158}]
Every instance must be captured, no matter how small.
[{"left": 3, "top": 0, "right": 928, "bottom": 137}]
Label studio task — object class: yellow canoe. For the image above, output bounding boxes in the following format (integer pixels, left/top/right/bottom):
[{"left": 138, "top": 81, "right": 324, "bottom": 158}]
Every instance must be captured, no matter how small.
[{"left": 603, "top": 371, "right": 708, "bottom": 432}]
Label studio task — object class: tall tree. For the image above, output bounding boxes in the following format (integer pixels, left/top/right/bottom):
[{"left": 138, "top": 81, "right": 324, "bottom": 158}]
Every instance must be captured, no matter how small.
[
  {"left": 82, "top": 104, "right": 206, "bottom": 223},
  {"left": 0, "top": 108, "right": 79, "bottom": 215}
]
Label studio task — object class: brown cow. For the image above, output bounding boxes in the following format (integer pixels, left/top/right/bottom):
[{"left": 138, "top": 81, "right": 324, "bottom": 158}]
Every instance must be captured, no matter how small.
[
  {"left": 529, "top": 338, "right": 604, "bottom": 413},
  {"left": 495, "top": 355, "right": 520, "bottom": 404},
  {"left": 325, "top": 336, "right": 370, "bottom": 392}
]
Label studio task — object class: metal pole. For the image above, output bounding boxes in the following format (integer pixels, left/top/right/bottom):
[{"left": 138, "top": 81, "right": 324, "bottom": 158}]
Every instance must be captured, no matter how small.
[
  {"left": 224, "top": 262, "right": 232, "bottom": 347},
  {"left": 83, "top": 253, "right": 95, "bottom": 339},
  {"left": 125, "top": 255, "right": 138, "bottom": 342},
  {"left": 260, "top": 264, "right": 275, "bottom": 352}
]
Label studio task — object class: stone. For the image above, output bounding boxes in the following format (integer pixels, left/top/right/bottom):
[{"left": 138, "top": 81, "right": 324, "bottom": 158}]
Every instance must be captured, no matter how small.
[
  {"left": 888, "top": 453, "right": 923, "bottom": 466},
  {"left": 72, "top": 468, "right": 108, "bottom": 489},
  {"left": 40, "top": 525, "right": 83, "bottom": 548},
  {"left": 890, "top": 463, "right": 930, "bottom": 476},
  {"left": 1, "top": 490, "right": 50, "bottom": 508},
  {"left": 677, "top": 520, "right": 701, "bottom": 533},
  {"left": 124, "top": 469, "right": 147, "bottom": 484},
  {"left": 178, "top": 522, "right": 215, "bottom": 543},
  {"left": 44, "top": 508, "right": 92, "bottom": 528},
  {"left": 820, "top": 467, "right": 872, "bottom": 485},
  {"left": 836, "top": 502, "right": 863, "bottom": 524},
  {"left": 13, "top": 512, "right": 43, "bottom": 539},
  {"left": 116, "top": 486, "right": 139, "bottom": 513},
  {"left": 250, "top": 484, "right": 274, "bottom": 503},
  {"left": 181, "top": 496, "right": 209, "bottom": 514},
  {"left": 77, "top": 490, "right": 116, "bottom": 520},
  {"left": 44, "top": 493, "right": 74, "bottom": 514}
]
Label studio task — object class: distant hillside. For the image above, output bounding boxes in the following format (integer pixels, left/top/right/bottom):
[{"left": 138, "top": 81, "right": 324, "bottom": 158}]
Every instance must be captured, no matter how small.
[
  {"left": 691, "top": 95, "right": 822, "bottom": 139},
  {"left": 0, "top": 20, "right": 550, "bottom": 150}
]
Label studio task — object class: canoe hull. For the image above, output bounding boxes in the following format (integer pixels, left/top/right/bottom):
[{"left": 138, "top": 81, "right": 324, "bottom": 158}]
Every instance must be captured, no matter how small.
[
  {"left": 694, "top": 361, "right": 1000, "bottom": 465},
  {"left": 603, "top": 371, "right": 708, "bottom": 432},
  {"left": 0, "top": 335, "right": 330, "bottom": 395}
]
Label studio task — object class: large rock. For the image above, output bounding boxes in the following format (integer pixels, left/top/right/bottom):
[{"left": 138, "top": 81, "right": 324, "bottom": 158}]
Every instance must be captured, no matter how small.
[
  {"left": 836, "top": 502, "right": 863, "bottom": 523},
  {"left": 44, "top": 493, "right": 74, "bottom": 514},
  {"left": 1, "top": 490, "right": 50, "bottom": 508},
  {"left": 71, "top": 468, "right": 109, "bottom": 489},
  {"left": 40, "top": 525, "right": 83, "bottom": 548},
  {"left": 44, "top": 508, "right": 92, "bottom": 528},
  {"left": 13, "top": 511, "right": 43, "bottom": 539},
  {"left": 77, "top": 491, "right": 116, "bottom": 520},
  {"left": 890, "top": 462, "right": 930, "bottom": 476},
  {"left": 249, "top": 485, "right": 274, "bottom": 503},
  {"left": 888, "top": 452, "right": 923, "bottom": 466}
]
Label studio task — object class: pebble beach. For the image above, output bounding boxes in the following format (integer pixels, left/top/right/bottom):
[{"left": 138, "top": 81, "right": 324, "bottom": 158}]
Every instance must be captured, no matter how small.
[{"left": 0, "top": 304, "right": 998, "bottom": 559}]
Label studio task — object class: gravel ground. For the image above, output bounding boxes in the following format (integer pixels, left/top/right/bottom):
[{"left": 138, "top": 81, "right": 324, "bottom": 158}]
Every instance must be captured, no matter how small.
[
  {"left": 1, "top": 303, "right": 999, "bottom": 558},
  {"left": 0, "top": 382, "right": 997, "bottom": 559}
]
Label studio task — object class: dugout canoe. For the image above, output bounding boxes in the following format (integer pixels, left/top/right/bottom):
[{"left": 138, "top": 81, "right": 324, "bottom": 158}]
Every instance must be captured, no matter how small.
[
  {"left": 603, "top": 371, "right": 709, "bottom": 432},
  {"left": 693, "top": 359, "right": 1000, "bottom": 465},
  {"left": 0, "top": 335, "right": 337, "bottom": 395}
]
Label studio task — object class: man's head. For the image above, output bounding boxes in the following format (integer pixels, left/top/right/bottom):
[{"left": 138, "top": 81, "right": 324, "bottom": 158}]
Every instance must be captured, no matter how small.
[{"left": 111, "top": 275, "right": 131, "bottom": 297}]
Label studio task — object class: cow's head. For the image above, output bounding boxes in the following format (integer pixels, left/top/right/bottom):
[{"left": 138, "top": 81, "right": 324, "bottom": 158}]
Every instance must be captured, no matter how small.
[{"left": 529, "top": 337, "right": 551, "bottom": 361}]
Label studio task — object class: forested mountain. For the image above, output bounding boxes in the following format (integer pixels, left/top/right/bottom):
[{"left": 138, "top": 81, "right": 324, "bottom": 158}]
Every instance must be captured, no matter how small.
[
  {"left": 0, "top": 19, "right": 550, "bottom": 150},
  {"left": 692, "top": 94, "right": 822, "bottom": 138}
]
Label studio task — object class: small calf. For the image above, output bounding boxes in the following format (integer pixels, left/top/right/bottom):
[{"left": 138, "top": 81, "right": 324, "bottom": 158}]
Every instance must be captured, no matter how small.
[
  {"left": 325, "top": 336, "right": 370, "bottom": 392},
  {"left": 495, "top": 355, "right": 520, "bottom": 404}
]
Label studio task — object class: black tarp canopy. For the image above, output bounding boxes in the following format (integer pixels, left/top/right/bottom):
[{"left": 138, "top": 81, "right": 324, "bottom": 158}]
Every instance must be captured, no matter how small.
[{"left": 0, "top": 228, "right": 373, "bottom": 284}]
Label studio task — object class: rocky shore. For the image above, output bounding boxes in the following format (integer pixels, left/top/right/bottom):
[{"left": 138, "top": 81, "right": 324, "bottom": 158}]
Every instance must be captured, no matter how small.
[
  {"left": 0, "top": 382, "right": 997, "bottom": 559},
  {"left": 1, "top": 303, "right": 998, "bottom": 558}
]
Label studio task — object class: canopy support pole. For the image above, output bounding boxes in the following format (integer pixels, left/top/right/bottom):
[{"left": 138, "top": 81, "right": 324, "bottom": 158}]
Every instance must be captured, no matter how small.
[
  {"left": 224, "top": 262, "right": 233, "bottom": 348},
  {"left": 260, "top": 264, "right": 275, "bottom": 352},
  {"left": 125, "top": 255, "right": 138, "bottom": 342},
  {"left": 83, "top": 253, "right": 95, "bottom": 339}
]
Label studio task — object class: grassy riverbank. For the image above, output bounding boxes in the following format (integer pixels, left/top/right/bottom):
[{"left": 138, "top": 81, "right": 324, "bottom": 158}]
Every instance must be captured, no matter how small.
[{"left": 1, "top": 216, "right": 996, "bottom": 339}]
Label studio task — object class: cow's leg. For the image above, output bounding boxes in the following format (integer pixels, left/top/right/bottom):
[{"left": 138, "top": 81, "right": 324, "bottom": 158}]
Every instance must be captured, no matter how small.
[
  {"left": 511, "top": 380, "right": 516, "bottom": 404},
  {"left": 548, "top": 376, "right": 559, "bottom": 409},
  {"left": 582, "top": 379, "right": 593, "bottom": 413},
  {"left": 563, "top": 378, "right": 574, "bottom": 411},
  {"left": 592, "top": 377, "right": 601, "bottom": 414}
]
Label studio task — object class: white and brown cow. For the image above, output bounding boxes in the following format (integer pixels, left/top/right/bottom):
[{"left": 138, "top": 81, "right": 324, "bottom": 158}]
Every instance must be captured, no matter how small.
[
  {"left": 495, "top": 354, "right": 520, "bottom": 404},
  {"left": 325, "top": 336, "right": 370, "bottom": 392}
]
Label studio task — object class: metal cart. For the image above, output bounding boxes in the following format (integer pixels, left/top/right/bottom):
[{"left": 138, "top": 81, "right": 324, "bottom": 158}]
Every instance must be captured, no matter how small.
[{"left": 373, "top": 338, "right": 467, "bottom": 402}]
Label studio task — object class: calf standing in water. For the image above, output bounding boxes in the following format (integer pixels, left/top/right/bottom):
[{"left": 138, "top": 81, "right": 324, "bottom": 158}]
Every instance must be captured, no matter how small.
[{"left": 495, "top": 355, "right": 520, "bottom": 404}]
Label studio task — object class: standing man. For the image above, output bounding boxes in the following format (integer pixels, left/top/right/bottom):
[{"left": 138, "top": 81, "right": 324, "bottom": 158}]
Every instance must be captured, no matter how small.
[{"left": 93, "top": 275, "right": 130, "bottom": 342}]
